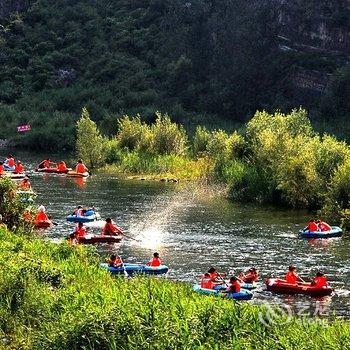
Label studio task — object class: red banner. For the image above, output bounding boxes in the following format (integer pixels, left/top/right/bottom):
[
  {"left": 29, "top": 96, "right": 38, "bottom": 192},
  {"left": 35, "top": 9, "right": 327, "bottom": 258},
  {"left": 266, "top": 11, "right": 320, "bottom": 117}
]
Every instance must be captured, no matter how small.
[{"left": 17, "top": 124, "right": 31, "bottom": 132}]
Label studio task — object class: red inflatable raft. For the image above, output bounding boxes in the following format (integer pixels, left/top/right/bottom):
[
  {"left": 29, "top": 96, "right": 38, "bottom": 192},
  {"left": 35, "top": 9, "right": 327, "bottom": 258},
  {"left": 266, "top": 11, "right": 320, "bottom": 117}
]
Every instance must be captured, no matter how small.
[
  {"left": 36, "top": 168, "right": 70, "bottom": 174},
  {"left": 34, "top": 220, "right": 52, "bottom": 229},
  {"left": 265, "top": 278, "right": 333, "bottom": 297},
  {"left": 76, "top": 234, "right": 123, "bottom": 244}
]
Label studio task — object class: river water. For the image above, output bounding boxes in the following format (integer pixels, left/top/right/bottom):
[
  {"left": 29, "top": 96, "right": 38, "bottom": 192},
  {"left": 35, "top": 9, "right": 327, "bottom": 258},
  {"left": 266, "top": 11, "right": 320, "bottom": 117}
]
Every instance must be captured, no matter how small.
[{"left": 3, "top": 152, "right": 350, "bottom": 318}]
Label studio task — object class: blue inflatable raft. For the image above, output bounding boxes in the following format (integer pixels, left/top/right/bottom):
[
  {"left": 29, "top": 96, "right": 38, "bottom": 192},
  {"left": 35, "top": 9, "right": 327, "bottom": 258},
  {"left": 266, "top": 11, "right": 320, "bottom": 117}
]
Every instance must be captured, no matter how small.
[
  {"left": 299, "top": 226, "right": 342, "bottom": 239},
  {"left": 4, "top": 164, "right": 15, "bottom": 171},
  {"left": 101, "top": 263, "right": 169, "bottom": 275},
  {"left": 66, "top": 210, "right": 98, "bottom": 223},
  {"left": 193, "top": 284, "right": 253, "bottom": 300}
]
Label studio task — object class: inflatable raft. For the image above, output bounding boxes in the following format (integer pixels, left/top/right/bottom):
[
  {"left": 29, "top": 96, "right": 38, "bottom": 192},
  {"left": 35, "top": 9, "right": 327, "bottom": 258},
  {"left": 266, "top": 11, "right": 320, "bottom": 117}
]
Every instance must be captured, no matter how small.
[
  {"left": 76, "top": 234, "right": 122, "bottom": 244},
  {"left": 101, "top": 263, "right": 169, "bottom": 275},
  {"left": 193, "top": 284, "right": 253, "bottom": 300},
  {"left": 265, "top": 278, "right": 333, "bottom": 297},
  {"left": 34, "top": 220, "right": 52, "bottom": 229},
  {"left": 299, "top": 226, "right": 342, "bottom": 239},
  {"left": 214, "top": 282, "right": 257, "bottom": 291},
  {"left": 36, "top": 167, "right": 71, "bottom": 174},
  {"left": 4, "top": 165, "right": 15, "bottom": 171},
  {"left": 66, "top": 210, "right": 99, "bottom": 223},
  {"left": 67, "top": 171, "right": 89, "bottom": 178}
]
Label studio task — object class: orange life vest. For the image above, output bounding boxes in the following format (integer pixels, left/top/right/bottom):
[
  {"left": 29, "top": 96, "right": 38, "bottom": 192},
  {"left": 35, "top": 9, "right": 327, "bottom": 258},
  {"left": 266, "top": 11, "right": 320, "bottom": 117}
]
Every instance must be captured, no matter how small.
[
  {"left": 75, "top": 227, "right": 87, "bottom": 238},
  {"left": 108, "top": 257, "right": 123, "bottom": 267},
  {"left": 0, "top": 165, "right": 3, "bottom": 175},
  {"left": 229, "top": 281, "right": 241, "bottom": 293},
  {"left": 14, "top": 164, "right": 24, "bottom": 173},
  {"left": 35, "top": 211, "right": 49, "bottom": 222},
  {"left": 241, "top": 272, "right": 258, "bottom": 283},
  {"left": 148, "top": 257, "right": 161, "bottom": 267},
  {"left": 57, "top": 162, "right": 67, "bottom": 171},
  {"left": 319, "top": 222, "right": 331, "bottom": 232},
  {"left": 103, "top": 222, "right": 122, "bottom": 235},
  {"left": 19, "top": 180, "right": 31, "bottom": 190},
  {"left": 307, "top": 222, "right": 318, "bottom": 232},
  {"left": 7, "top": 158, "right": 15, "bottom": 167},
  {"left": 23, "top": 211, "right": 32, "bottom": 222},
  {"left": 76, "top": 163, "right": 87, "bottom": 173},
  {"left": 201, "top": 276, "right": 214, "bottom": 289},
  {"left": 313, "top": 276, "right": 328, "bottom": 287},
  {"left": 285, "top": 271, "right": 298, "bottom": 284}
]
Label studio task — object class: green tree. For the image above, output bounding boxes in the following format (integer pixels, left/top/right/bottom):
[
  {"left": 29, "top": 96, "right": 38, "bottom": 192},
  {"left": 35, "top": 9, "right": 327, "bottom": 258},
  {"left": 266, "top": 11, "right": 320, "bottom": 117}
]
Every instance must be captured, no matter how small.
[{"left": 76, "top": 107, "right": 106, "bottom": 168}]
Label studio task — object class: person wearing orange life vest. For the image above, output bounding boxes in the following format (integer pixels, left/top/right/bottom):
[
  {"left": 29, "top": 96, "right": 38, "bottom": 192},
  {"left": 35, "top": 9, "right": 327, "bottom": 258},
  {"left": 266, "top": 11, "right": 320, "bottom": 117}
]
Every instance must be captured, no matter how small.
[
  {"left": 74, "top": 222, "right": 87, "bottom": 238},
  {"left": 200, "top": 272, "right": 214, "bottom": 289},
  {"left": 239, "top": 267, "right": 259, "bottom": 283},
  {"left": 38, "top": 158, "right": 54, "bottom": 169},
  {"left": 107, "top": 254, "right": 123, "bottom": 268},
  {"left": 18, "top": 178, "right": 31, "bottom": 190},
  {"left": 102, "top": 218, "right": 123, "bottom": 236},
  {"left": 207, "top": 267, "right": 226, "bottom": 284},
  {"left": 5, "top": 155, "right": 15, "bottom": 168},
  {"left": 75, "top": 159, "right": 88, "bottom": 174},
  {"left": 311, "top": 271, "right": 329, "bottom": 288},
  {"left": 35, "top": 205, "right": 49, "bottom": 222},
  {"left": 0, "top": 162, "right": 4, "bottom": 176},
  {"left": 285, "top": 265, "right": 303, "bottom": 284},
  {"left": 224, "top": 276, "right": 241, "bottom": 293},
  {"left": 307, "top": 219, "right": 318, "bottom": 232},
  {"left": 14, "top": 161, "right": 24, "bottom": 174},
  {"left": 317, "top": 220, "right": 332, "bottom": 232},
  {"left": 73, "top": 205, "right": 84, "bottom": 216},
  {"left": 57, "top": 161, "right": 68, "bottom": 172},
  {"left": 147, "top": 252, "right": 162, "bottom": 267}
]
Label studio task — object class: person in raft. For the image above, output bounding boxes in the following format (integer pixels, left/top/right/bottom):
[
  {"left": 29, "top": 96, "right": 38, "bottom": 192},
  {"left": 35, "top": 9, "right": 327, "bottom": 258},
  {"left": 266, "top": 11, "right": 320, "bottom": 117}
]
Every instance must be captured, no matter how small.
[
  {"left": 311, "top": 271, "right": 329, "bottom": 288},
  {"left": 18, "top": 178, "right": 31, "bottom": 190},
  {"left": 4, "top": 155, "right": 15, "bottom": 168},
  {"left": 222, "top": 276, "right": 241, "bottom": 294},
  {"left": 317, "top": 220, "right": 332, "bottom": 232},
  {"left": 75, "top": 159, "right": 88, "bottom": 174},
  {"left": 239, "top": 267, "right": 260, "bottom": 283},
  {"left": 147, "top": 252, "right": 162, "bottom": 267},
  {"left": 285, "top": 265, "right": 303, "bottom": 284},
  {"left": 38, "top": 158, "right": 55, "bottom": 169},
  {"left": 14, "top": 161, "right": 24, "bottom": 174},
  {"left": 73, "top": 222, "right": 88, "bottom": 238},
  {"left": 57, "top": 161, "right": 68, "bottom": 172},
  {"left": 307, "top": 219, "right": 318, "bottom": 232},
  {"left": 102, "top": 218, "right": 123, "bottom": 236},
  {"left": 208, "top": 267, "right": 226, "bottom": 284},
  {"left": 35, "top": 205, "right": 49, "bottom": 223},
  {"left": 107, "top": 254, "right": 123, "bottom": 268},
  {"left": 73, "top": 205, "right": 84, "bottom": 216},
  {"left": 200, "top": 272, "right": 215, "bottom": 289},
  {"left": 0, "top": 162, "right": 4, "bottom": 176}
]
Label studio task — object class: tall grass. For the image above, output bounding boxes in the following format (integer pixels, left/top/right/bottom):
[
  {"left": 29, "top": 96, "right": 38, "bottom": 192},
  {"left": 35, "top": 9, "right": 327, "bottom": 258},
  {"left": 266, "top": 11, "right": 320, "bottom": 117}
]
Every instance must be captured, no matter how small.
[{"left": 0, "top": 228, "right": 349, "bottom": 349}]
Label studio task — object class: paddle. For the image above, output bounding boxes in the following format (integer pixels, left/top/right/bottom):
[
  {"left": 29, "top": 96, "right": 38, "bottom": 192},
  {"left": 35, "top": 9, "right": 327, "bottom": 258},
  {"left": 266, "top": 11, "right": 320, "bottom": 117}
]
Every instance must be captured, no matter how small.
[
  {"left": 122, "top": 232, "right": 142, "bottom": 243},
  {"left": 119, "top": 256, "right": 129, "bottom": 278}
]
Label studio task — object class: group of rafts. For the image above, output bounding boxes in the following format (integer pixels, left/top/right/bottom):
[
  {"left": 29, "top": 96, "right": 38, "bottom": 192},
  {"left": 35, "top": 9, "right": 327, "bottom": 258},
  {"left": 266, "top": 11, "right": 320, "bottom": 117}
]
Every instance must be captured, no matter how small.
[{"left": 1, "top": 155, "right": 343, "bottom": 300}]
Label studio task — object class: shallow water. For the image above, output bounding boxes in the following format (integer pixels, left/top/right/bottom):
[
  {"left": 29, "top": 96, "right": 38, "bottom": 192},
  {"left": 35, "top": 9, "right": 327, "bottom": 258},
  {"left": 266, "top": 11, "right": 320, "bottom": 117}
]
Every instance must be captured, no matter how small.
[{"left": 4, "top": 152, "right": 350, "bottom": 318}]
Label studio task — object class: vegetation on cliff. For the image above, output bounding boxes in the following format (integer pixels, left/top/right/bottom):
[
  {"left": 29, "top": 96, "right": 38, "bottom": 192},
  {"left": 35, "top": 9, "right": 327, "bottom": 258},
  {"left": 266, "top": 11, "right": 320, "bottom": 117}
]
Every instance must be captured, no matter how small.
[{"left": 0, "top": 0, "right": 348, "bottom": 149}]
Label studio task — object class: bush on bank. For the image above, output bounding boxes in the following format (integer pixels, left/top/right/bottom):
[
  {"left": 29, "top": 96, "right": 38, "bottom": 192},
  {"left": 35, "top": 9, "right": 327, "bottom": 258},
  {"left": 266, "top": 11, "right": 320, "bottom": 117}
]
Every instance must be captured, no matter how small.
[
  {"left": 76, "top": 108, "right": 350, "bottom": 227},
  {"left": 0, "top": 227, "right": 349, "bottom": 350}
]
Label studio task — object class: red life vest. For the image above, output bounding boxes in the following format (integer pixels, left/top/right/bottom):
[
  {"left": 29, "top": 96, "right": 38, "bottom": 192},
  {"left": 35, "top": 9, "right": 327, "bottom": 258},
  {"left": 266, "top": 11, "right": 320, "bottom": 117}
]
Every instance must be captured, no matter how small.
[
  {"left": 201, "top": 276, "right": 214, "bottom": 289},
  {"left": 14, "top": 164, "right": 24, "bottom": 173},
  {"left": 319, "top": 222, "right": 331, "bottom": 232},
  {"left": 102, "top": 222, "right": 122, "bottom": 235},
  {"left": 35, "top": 211, "right": 48, "bottom": 222},
  {"left": 285, "top": 271, "right": 298, "bottom": 284},
  {"left": 75, "top": 227, "right": 87, "bottom": 238},
  {"left": 7, "top": 158, "right": 15, "bottom": 167},
  {"left": 307, "top": 222, "right": 318, "bottom": 232},
  {"left": 0, "top": 165, "right": 3, "bottom": 175},
  {"left": 76, "top": 163, "right": 87, "bottom": 173},
  {"left": 57, "top": 162, "right": 67, "bottom": 171},
  {"left": 229, "top": 281, "right": 241, "bottom": 293},
  {"left": 148, "top": 257, "right": 161, "bottom": 267},
  {"left": 313, "top": 276, "right": 328, "bottom": 287}
]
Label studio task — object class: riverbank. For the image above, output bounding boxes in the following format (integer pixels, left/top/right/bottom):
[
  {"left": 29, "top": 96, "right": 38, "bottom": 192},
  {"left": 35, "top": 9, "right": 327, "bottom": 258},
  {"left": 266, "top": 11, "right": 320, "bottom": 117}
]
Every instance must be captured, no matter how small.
[{"left": 0, "top": 227, "right": 349, "bottom": 349}]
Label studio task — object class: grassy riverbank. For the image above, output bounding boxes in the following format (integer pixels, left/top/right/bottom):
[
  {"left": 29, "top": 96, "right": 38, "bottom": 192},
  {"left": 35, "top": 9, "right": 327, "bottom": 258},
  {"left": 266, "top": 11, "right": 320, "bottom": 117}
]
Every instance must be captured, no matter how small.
[{"left": 0, "top": 227, "right": 349, "bottom": 349}]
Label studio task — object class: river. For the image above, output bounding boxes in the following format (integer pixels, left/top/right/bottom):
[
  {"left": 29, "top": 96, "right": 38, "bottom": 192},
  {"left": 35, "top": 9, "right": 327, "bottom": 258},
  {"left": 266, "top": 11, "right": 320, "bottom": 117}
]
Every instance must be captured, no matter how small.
[{"left": 3, "top": 151, "right": 350, "bottom": 319}]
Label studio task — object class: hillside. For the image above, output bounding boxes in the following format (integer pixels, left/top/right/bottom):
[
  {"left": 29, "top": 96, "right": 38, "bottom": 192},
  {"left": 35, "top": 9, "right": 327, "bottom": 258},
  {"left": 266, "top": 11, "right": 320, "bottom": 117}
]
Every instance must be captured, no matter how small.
[{"left": 0, "top": 0, "right": 349, "bottom": 149}]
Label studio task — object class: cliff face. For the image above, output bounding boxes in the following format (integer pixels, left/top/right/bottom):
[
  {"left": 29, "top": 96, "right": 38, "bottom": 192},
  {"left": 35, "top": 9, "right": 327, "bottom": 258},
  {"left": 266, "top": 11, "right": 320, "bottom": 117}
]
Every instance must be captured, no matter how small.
[
  {"left": 0, "top": 0, "right": 31, "bottom": 19},
  {"left": 275, "top": 0, "right": 350, "bottom": 54}
]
